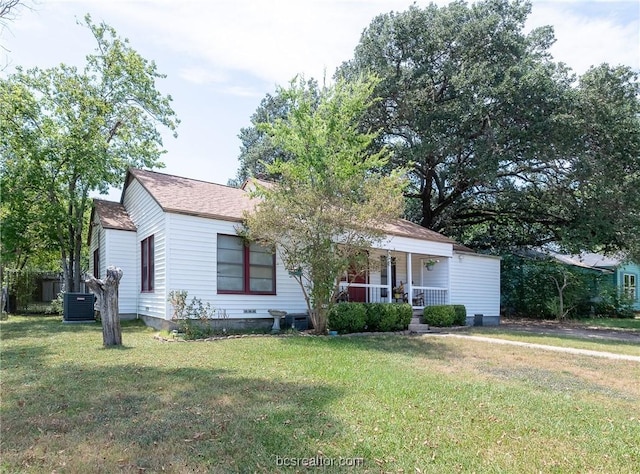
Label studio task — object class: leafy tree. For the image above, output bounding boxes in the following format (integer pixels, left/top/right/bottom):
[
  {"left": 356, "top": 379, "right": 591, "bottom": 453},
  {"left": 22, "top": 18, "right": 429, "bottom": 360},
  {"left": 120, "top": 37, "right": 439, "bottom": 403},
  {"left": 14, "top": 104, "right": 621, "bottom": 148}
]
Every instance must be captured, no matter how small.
[
  {"left": 336, "top": 0, "right": 640, "bottom": 259},
  {"left": 338, "top": 0, "right": 572, "bottom": 233},
  {"left": 243, "top": 75, "right": 405, "bottom": 334},
  {"left": 229, "top": 77, "right": 319, "bottom": 186},
  {"left": 0, "top": 15, "right": 178, "bottom": 293},
  {"left": 559, "top": 64, "right": 640, "bottom": 260},
  {"left": 499, "top": 253, "right": 632, "bottom": 319}
]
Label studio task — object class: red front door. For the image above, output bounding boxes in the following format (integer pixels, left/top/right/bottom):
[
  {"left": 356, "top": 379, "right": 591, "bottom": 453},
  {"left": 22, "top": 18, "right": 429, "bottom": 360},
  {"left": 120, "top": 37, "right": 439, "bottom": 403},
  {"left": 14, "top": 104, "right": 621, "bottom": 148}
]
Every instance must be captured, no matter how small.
[{"left": 347, "top": 267, "right": 368, "bottom": 303}]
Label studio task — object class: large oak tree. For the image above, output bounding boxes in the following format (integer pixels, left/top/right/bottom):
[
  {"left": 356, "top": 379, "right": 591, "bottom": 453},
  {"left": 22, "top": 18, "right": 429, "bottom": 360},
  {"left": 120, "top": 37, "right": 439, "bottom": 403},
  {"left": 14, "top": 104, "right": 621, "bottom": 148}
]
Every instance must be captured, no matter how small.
[
  {"left": 338, "top": 0, "right": 640, "bottom": 258},
  {"left": 235, "top": 0, "right": 640, "bottom": 260}
]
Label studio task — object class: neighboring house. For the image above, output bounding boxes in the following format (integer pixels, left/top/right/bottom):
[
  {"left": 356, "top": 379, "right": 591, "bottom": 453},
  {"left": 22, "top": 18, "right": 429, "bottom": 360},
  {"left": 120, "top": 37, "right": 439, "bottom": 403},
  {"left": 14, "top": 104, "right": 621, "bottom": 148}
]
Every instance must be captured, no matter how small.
[
  {"left": 547, "top": 252, "right": 640, "bottom": 312},
  {"left": 88, "top": 168, "right": 501, "bottom": 329}
]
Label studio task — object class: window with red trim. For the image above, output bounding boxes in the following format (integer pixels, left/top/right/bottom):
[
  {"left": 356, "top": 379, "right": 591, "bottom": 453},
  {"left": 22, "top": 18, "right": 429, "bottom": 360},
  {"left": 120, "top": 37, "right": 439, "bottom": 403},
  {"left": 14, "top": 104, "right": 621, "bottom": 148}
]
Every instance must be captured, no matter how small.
[
  {"left": 217, "top": 234, "right": 275, "bottom": 294},
  {"left": 141, "top": 235, "right": 154, "bottom": 292}
]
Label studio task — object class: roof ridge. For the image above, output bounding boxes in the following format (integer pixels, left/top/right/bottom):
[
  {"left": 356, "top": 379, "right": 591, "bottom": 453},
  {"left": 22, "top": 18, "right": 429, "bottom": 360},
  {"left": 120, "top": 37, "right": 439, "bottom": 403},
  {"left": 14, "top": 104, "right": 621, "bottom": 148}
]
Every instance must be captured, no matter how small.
[{"left": 130, "top": 167, "right": 245, "bottom": 191}]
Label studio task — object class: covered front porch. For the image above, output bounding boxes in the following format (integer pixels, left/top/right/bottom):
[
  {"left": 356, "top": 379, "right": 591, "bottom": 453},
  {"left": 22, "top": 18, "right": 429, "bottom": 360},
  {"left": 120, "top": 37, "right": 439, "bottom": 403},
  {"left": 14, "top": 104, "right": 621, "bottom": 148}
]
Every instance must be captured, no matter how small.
[{"left": 338, "top": 249, "right": 450, "bottom": 310}]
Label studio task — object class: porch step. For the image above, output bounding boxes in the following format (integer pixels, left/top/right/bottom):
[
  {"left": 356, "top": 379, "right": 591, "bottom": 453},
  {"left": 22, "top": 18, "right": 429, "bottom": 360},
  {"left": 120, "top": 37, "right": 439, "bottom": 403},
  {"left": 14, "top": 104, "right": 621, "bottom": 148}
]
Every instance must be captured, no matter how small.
[
  {"left": 411, "top": 316, "right": 422, "bottom": 324},
  {"left": 408, "top": 322, "right": 431, "bottom": 333}
]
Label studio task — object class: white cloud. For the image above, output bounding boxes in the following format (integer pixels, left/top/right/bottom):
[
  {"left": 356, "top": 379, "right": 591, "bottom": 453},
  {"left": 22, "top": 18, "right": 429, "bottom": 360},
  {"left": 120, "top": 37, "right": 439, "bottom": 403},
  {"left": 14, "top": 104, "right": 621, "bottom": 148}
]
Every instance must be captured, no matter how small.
[
  {"left": 77, "top": 0, "right": 639, "bottom": 88},
  {"left": 178, "top": 67, "right": 228, "bottom": 85},
  {"left": 528, "top": 2, "right": 639, "bottom": 75},
  {"left": 82, "top": 0, "right": 420, "bottom": 85}
]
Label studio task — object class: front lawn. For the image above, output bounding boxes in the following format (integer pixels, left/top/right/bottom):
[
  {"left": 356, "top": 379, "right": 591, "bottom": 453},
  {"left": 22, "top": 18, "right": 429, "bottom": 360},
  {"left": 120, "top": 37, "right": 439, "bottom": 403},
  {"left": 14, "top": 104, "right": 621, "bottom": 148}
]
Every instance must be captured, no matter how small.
[
  {"left": 580, "top": 317, "right": 640, "bottom": 331},
  {"left": 1, "top": 315, "right": 639, "bottom": 473}
]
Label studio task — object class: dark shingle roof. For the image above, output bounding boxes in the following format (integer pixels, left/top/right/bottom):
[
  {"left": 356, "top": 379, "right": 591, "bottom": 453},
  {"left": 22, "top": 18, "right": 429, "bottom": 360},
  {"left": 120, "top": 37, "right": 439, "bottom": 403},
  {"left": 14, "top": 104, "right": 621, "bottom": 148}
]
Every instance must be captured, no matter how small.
[
  {"left": 93, "top": 199, "right": 136, "bottom": 231},
  {"left": 383, "top": 218, "right": 457, "bottom": 246},
  {"left": 116, "top": 168, "right": 472, "bottom": 250},
  {"left": 126, "top": 168, "right": 254, "bottom": 222}
]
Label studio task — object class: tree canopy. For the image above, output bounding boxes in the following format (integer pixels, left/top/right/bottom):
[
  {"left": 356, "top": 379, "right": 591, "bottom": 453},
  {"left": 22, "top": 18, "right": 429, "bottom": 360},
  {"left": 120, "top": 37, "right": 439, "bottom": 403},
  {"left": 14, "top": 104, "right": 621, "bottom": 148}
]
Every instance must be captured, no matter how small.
[
  {"left": 338, "top": 0, "right": 640, "bottom": 258},
  {"left": 235, "top": 0, "right": 640, "bottom": 260},
  {"left": 0, "top": 15, "right": 179, "bottom": 292},
  {"left": 243, "top": 75, "right": 405, "bottom": 334},
  {"left": 229, "top": 77, "right": 320, "bottom": 186}
]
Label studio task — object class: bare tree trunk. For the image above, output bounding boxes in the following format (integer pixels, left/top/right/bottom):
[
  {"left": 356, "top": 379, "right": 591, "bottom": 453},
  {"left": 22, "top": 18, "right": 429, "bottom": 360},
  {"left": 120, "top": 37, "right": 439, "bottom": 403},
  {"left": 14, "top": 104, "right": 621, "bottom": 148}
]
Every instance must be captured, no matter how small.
[
  {"left": 0, "top": 265, "right": 5, "bottom": 318},
  {"left": 85, "top": 266, "right": 123, "bottom": 346},
  {"left": 551, "top": 273, "right": 569, "bottom": 321}
]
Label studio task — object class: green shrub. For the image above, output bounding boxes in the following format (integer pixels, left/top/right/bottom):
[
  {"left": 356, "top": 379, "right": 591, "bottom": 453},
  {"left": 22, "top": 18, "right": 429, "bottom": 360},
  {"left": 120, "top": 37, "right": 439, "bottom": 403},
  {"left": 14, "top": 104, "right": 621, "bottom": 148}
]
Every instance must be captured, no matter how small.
[
  {"left": 328, "top": 303, "right": 366, "bottom": 333},
  {"left": 452, "top": 305, "right": 467, "bottom": 326},
  {"left": 365, "top": 303, "right": 395, "bottom": 331},
  {"left": 364, "top": 303, "right": 412, "bottom": 331},
  {"left": 330, "top": 303, "right": 412, "bottom": 334},
  {"left": 178, "top": 319, "right": 215, "bottom": 340},
  {"left": 396, "top": 304, "right": 413, "bottom": 329},
  {"left": 364, "top": 303, "right": 381, "bottom": 331},
  {"left": 422, "top": 305, "right": 456, "bottom": 327}
]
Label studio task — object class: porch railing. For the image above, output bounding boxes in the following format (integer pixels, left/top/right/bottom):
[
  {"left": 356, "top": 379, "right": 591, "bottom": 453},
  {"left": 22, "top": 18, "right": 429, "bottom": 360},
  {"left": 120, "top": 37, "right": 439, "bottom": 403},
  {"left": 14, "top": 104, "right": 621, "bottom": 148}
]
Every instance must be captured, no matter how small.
[
  {"left": 338, "top": 282, "right": 448, "bottom": 307},
  {"left": 410, "top": 286, "right": 448, "bottom": 307}
]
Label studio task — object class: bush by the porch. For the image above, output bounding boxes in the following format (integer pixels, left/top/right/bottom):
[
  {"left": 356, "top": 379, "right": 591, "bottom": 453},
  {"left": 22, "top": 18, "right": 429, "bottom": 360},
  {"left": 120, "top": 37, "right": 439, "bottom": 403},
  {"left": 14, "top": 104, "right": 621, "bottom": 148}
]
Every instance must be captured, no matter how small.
[
  {"left": 365, "top": 303, "right": 412, "bottom": 332},
  {"left": 422, "top": 305, "right": 457, "bottom": 327},
  {"left": 328, "top": 303, "right": 367, "bottom": 333},
  {"left": 328, "top": 302, "right": 412, "bottom": 333},
  {"left": 453, "top": 305, "right": 467, "bottom": 326}
]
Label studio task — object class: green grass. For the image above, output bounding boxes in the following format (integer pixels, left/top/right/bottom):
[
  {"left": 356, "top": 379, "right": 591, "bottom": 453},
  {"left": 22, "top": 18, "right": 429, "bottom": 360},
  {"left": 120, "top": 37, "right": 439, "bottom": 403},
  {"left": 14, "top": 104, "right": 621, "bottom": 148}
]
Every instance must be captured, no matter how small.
[
  {"left": 580, "top": 317, "right": 640, "bottom": 331},
  {"left": 2, "top": 315, "right": 639, "bottom": 473},
  {"left": 463, "top": 317, "right": 640, "bottom": 356},
  {"left": 462, "top": 330, "right": 640, "bottom": 357}
]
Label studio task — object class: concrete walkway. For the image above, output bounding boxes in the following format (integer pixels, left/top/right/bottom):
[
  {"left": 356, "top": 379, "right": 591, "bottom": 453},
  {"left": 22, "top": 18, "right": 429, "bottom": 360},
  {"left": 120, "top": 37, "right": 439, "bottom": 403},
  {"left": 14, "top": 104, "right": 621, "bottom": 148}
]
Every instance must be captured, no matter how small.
[{"left": 425, "top": 333, "right": 640, "bottom": 362}]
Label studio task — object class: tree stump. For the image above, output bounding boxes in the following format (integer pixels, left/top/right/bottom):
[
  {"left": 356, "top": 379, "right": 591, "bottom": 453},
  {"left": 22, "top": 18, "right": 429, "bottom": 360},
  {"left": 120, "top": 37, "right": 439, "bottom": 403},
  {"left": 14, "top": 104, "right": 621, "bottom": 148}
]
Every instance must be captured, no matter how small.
[{"left": 86, "top": 266, "right": 123, "bottom": 346}]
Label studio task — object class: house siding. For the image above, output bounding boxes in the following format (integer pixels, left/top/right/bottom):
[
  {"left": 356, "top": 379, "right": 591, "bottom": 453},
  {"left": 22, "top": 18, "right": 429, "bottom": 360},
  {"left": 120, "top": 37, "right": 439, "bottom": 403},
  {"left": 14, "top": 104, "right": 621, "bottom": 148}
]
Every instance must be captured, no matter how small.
[
  {"left": 123, "top": 179, "right": 167, "bottom": 320},
  {"left": 449, "top": 252, "right": 501, "bottom": 321},
  {"left": 104, "top": 228, "right": 137, "bottom": 315},
  {"left": 165, "top": 213, "right": 308, "bottom": 321},
  {"left": 376, "top": 234, "right": 453, "bottom": 257},
  {"left": 88, "top": 214, "right": 137, "bottom": 317}
]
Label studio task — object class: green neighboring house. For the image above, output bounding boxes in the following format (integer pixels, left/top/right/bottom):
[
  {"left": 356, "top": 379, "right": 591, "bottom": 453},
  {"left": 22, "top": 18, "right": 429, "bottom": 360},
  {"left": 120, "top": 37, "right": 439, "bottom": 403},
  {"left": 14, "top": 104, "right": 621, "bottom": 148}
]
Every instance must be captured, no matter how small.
[{"left": 549, "top": 252, "right": 640, "bottom": 312}]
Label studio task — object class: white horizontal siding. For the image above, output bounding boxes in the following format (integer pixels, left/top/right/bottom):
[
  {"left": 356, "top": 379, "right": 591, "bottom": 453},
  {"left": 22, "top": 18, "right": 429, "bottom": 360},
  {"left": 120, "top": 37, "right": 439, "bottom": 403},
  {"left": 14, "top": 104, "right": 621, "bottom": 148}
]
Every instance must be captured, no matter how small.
[
  {"left": 375, "top": 234, "right": 453, "bottom": 257},
  {"left": 123, "top": 179, "right": 166, "bottom": 319},
  {"left": 165, "top": 213, "right": 307, "bottom": 321},
  {"left": 104, "top": 229, "right": 137, "bottom": 314},
  {"left": 449, "top": 252, "right": 501, "bottom": 316}
]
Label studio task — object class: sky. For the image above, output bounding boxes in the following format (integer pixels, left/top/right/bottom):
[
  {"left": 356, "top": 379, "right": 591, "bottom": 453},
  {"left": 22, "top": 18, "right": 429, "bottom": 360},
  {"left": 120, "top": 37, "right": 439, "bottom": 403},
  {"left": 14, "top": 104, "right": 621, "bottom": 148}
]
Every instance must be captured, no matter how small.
[{"left": 1, "top": 0, "right": 639, "bottom": 201}]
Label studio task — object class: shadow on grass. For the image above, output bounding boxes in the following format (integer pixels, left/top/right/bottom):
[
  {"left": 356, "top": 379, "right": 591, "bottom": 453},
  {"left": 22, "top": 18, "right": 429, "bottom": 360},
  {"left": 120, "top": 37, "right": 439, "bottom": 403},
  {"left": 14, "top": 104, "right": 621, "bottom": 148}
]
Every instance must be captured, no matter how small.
[
  {"left": 0, "top": 344, "right": 51, "bottom": 372},
  {"left": 0, "top": 315, "right": 150, "bottom": 343},
  {"left": 0, "top": 314, "right": 101, "bottom": 340},
  {"left": 281, "top": 333, "right": 460, "bottom": 361},
  {"left": 1, "top": 360, "right": 346, "bottom": 472}
]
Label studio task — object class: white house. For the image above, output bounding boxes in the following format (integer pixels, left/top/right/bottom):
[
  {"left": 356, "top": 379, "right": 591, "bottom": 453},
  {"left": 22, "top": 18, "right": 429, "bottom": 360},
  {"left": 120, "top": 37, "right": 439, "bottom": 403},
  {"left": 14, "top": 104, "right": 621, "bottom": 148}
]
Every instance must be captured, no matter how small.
[{"left": 88, "top": 168, "right": 501, "bottom": 329}]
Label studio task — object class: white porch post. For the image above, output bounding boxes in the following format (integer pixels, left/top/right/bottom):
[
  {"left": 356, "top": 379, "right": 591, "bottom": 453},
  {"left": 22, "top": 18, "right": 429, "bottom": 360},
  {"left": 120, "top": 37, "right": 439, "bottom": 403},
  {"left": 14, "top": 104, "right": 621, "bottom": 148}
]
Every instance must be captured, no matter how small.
[
  {"left": 407, "top": 252, "right": 413, "bottom": 304},
  {"left": 387, "top": 251, "right": 392, "bottom": 303}
]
